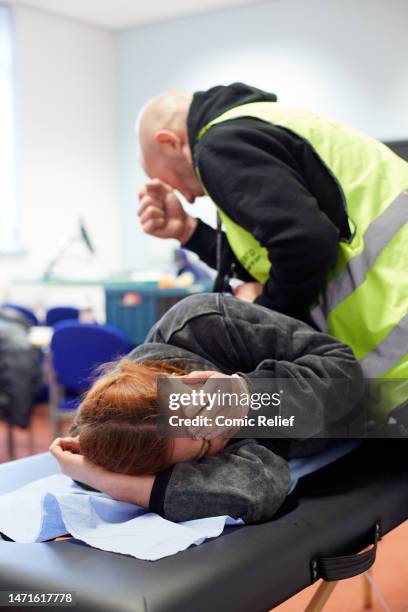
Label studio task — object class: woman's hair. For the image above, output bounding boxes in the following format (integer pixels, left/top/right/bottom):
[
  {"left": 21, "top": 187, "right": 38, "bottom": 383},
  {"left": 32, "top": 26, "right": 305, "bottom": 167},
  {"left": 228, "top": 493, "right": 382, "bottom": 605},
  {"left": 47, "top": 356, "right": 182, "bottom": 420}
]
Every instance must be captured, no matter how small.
[{"left": 75, "top": 358, "right": 186, "bottom": 476}]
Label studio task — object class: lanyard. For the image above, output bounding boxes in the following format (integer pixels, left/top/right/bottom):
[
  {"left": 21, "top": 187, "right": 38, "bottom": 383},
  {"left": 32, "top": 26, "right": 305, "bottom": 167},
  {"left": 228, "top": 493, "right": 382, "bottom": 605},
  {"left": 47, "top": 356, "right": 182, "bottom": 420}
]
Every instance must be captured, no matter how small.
[
  {"left": 214, "top": 212, "right": 234, "bottom": 293},
  {"left": 216, "top": 212, "right": 223, "bottom": 274}
]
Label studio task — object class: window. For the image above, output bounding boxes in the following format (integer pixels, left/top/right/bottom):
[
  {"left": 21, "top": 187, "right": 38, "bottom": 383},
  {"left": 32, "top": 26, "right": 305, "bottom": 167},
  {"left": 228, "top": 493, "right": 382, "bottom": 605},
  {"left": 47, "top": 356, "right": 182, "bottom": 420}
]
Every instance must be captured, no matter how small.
[{"left": 0, "top": 5, "right": 19, "bottom": 252}]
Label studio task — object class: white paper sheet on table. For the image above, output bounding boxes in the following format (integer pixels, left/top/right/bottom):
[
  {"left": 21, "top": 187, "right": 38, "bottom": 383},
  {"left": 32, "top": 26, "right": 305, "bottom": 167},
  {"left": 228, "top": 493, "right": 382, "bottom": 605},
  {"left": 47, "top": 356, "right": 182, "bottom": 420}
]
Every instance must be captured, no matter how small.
[
  {"left": 0, "top": 475, "right": 242, "bottom": 560},
  {"left": 0, "top": 441, "right": 359, "bottom": 561}
]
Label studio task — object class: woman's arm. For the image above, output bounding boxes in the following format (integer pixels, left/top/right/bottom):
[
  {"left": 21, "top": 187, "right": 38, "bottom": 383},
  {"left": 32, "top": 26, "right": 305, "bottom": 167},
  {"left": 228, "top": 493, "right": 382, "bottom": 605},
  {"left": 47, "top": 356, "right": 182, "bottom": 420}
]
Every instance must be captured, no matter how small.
[
  {"left": 218, "top": 296, "right": 365, "bottom": 436},
  {"left": 50, "top": 437, "right": 290, "bottom": 524},
  {"left": 150, "top": 439, "right": 291, "bottom": 524},
  {"left": 49, "top": 438, "right": 154, "bottom": 507}
]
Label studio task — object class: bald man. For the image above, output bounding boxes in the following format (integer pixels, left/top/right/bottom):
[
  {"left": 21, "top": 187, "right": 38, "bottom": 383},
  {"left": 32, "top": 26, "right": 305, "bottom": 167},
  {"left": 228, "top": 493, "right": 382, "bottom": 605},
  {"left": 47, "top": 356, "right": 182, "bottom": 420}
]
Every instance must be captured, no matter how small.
[{"left": 136, "top": 82, "right": 408, "bottom": 420}]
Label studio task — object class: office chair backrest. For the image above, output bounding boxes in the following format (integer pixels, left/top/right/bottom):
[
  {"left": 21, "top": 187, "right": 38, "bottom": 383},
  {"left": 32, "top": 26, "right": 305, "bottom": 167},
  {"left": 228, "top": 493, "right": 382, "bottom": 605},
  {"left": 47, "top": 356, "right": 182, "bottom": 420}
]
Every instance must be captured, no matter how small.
[
  {"left": 46, "top": 306, "right": 80, "bottom": 327},
  {"left": 50, "top": 321, "right": 134, "bottom": 391},
  {"left": 1, "top": 303, "right": 39, "bottom": 326}
]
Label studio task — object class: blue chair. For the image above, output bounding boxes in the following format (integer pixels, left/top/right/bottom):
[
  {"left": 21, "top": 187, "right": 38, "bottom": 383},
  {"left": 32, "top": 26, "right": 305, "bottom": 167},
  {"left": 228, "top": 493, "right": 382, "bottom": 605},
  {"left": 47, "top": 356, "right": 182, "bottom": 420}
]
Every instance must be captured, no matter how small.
[
  {"left": 1, "top": 303, "right": 39, "bottom": 326},
  {"left": 48, "top": 321, "right": 134, "bottom": 436},
  {"left": 45, "top": 306, "right": 80, "bottom": 326}
]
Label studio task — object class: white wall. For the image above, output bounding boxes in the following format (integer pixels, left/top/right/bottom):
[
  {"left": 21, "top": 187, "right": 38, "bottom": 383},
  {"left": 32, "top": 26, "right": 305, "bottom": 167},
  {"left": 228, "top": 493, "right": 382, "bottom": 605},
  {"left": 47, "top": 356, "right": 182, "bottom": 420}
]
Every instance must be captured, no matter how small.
[
  {"left": 117, "top": 0, "right": 408, "bottom": 270},
  {"left": 1, "top": 5, "right": 121, "bottom": 294}
]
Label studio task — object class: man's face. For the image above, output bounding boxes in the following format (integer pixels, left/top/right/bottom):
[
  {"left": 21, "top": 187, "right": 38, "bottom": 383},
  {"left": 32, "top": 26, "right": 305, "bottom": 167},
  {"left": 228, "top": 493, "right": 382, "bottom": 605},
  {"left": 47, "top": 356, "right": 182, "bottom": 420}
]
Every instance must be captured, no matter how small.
[{"left": 142, "top": 144, "right": 204, "bottom": 204}]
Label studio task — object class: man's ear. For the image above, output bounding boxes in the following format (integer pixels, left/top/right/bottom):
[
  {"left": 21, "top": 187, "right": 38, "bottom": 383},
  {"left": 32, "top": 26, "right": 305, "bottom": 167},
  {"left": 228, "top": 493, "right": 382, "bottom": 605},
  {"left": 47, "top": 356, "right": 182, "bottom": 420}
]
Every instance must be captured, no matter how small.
[{"left": 155, "top": 130, "right": 181, "bottom": 155}]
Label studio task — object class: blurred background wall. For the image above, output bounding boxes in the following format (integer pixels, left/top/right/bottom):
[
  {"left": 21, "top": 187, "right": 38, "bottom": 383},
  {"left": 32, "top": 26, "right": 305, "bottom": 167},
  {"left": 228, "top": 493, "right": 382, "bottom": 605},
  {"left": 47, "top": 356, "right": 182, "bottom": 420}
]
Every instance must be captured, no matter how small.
[
  {"left": 117, "top": 0, "right": 408, "bottom": 270},
  {"left": 1, "top": 5, "right": 120, "bottom": 289}
]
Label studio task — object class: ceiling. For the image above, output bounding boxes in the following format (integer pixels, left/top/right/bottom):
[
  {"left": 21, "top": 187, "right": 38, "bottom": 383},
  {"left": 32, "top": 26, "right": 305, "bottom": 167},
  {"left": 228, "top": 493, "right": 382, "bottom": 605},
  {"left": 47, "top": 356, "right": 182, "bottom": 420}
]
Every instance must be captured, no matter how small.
[{"left": 7, "top": 0, "right": 263, "bottom": 31}]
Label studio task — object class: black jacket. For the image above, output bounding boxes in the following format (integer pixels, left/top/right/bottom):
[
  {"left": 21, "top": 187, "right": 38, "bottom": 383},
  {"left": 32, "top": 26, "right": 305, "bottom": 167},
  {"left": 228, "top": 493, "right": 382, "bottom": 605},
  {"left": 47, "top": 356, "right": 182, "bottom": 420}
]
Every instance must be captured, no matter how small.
[
  {"left": 0, "top": 309, "right": 41, "bottom": 428},
  {"left": 184, "top": 83, "right": 351, "bottom": 321}
]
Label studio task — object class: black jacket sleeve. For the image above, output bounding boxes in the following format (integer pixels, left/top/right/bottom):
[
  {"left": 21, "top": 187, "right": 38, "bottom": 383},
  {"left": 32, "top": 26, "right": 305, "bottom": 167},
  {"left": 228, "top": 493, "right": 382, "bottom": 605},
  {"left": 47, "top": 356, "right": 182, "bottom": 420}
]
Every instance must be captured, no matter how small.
[
  {"left": 183, "top": 218, "right": 254, "bottom": 282},
  {"left": 195, "top": 119, "right": 341, "bottom": 319},
  {"left": 183, "top": 218, "right": 219, "bottom": 270},
  {"left": 149, "top": 439, "right": 291, "bottom": 524}
]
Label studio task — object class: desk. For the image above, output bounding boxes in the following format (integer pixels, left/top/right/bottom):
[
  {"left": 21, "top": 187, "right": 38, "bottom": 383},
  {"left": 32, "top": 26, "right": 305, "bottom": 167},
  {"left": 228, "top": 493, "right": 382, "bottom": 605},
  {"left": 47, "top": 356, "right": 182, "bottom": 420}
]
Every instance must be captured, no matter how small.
[
  {"left": 5, "top": 278, "right": 107, "bottom": 323},
  {"left": 5, "top": 277, "right": 153, "bottom": 323},
  {"left": 5, "top": 279, "right": 211, "bottom": 345}
]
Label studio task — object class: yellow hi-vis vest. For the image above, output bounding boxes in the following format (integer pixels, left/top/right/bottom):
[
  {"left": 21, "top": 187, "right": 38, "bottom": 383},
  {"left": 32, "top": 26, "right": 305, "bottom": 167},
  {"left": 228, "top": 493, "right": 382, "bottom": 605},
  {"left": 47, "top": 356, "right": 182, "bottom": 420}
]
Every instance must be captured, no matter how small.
[{"left": 195, "top": 102, "right": 408, "bottom": 417}]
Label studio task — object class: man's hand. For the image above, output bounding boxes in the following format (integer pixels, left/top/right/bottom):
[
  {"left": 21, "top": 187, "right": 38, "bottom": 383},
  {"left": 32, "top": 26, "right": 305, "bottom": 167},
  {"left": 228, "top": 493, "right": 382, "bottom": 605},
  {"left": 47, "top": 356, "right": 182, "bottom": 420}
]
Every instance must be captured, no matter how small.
[
  {"left": 49, "top": 437, "right": 154, "bottom": 507},
  {"left": 138, "top": 178, "right": 197, "bottom": 243},
  {"left": 233, "top": 281, "right": 263, "bottom": 302}
]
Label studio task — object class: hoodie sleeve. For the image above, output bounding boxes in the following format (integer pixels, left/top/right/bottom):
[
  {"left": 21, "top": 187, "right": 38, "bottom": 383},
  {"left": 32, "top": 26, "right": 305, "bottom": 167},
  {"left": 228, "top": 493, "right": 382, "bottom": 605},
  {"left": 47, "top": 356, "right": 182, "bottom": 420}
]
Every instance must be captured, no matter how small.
[
  {"left": 220, "top": 297, "right": 365, "bottom": 437},
  {"left": 149, "top": 439, "right": 291, "bottom": 524},
  {"left": 196, "top": 118, "right": 341, "bottom": 320},
  {"left": 141, "top": 293, "right": 364, "bottom": 425}
]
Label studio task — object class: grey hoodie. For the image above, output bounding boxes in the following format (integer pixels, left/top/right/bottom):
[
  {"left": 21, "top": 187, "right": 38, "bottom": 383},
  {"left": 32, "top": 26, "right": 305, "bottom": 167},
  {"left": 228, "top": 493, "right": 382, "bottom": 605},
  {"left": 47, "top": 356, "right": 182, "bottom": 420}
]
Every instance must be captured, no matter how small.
[
  {"left": 126, "top": 293, "right": 364, "bottom": 523},
  {"left": 71, "top": 293, "right": 363, "bottom": 522}
]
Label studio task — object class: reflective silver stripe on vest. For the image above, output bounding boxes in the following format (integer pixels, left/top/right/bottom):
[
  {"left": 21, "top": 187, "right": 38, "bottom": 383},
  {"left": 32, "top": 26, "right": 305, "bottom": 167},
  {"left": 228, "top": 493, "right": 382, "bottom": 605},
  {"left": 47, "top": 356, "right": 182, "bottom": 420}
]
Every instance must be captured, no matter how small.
[
  {"left": 309, "top": 303, "right": 328, "bottom": 332},
  {"left": 360, "top": 312, "right": 408, "bottom": 377},
  {"left": 310, "top": 191, "right": 408, "bottom": 331}
]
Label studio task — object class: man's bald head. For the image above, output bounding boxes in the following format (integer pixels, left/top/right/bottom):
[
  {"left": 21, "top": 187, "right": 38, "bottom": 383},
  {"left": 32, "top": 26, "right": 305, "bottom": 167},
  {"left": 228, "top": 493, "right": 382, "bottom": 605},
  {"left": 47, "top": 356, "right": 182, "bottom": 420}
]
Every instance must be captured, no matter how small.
[
  {"left": 137, "top": 90, "right": 193, "bottom": 155},
  {"left": 136, "top": 90, "right": 203, "bottom": 203}
]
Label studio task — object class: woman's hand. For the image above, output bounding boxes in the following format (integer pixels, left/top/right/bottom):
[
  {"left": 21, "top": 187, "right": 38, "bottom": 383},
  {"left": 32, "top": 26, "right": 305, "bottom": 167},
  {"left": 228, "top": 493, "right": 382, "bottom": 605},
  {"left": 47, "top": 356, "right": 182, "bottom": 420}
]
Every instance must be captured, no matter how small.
[
  {"left": 180, "top": 370, "right": 227, "bottom": 384},
  {"left": 176, "top": 371, "right": 250, "bottom": 440},
  {"left": 49, "top": 437, "right": 154, "bottom": 508},
  {"left": 49, "top": 437, "right": 104, "bottom": 488}
]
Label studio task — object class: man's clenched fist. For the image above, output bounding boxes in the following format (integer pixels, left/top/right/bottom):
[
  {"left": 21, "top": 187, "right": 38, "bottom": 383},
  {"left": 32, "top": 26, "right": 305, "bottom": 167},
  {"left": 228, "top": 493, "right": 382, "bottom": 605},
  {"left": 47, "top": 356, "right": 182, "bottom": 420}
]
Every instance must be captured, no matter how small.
[{"left": 138, "top": 178, "right": 197, "bottom": 243}]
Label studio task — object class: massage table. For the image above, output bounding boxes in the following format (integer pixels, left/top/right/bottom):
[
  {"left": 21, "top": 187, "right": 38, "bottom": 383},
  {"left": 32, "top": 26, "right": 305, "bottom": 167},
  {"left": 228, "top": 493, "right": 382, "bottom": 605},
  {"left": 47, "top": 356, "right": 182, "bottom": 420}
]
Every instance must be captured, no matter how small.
[{"left": 0, "top": 440, "right": 407, "bottom": 612}]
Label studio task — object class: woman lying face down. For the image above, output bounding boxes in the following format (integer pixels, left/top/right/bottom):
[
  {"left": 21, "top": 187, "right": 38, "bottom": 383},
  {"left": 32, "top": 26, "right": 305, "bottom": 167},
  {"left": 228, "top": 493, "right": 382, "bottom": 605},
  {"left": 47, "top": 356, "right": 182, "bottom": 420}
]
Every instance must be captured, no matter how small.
[
  {"left": 50, "top": 356, "right": 244, "bottom": 519},
  {"left": 50, "top": 292, "right": 365, "bottom": 524},
  {"left": 73, "top": 357, "right": 229, "bottom": 475}
]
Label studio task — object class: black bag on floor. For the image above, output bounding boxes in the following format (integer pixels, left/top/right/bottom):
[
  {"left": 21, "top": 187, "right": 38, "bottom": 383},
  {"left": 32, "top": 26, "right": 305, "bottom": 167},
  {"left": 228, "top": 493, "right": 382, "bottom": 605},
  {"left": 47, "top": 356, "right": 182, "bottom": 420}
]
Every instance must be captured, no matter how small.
[{"left": 0, "top": 308, "right": 42, "bottom": 428}]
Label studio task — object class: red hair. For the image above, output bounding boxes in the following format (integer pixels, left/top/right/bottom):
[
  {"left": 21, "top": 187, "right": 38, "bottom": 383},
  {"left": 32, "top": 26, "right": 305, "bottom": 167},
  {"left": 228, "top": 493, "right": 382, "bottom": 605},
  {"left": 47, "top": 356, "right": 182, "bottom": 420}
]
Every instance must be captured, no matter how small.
[{"left": 75, "top": 358, "right": 186, "bottom": 475}]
